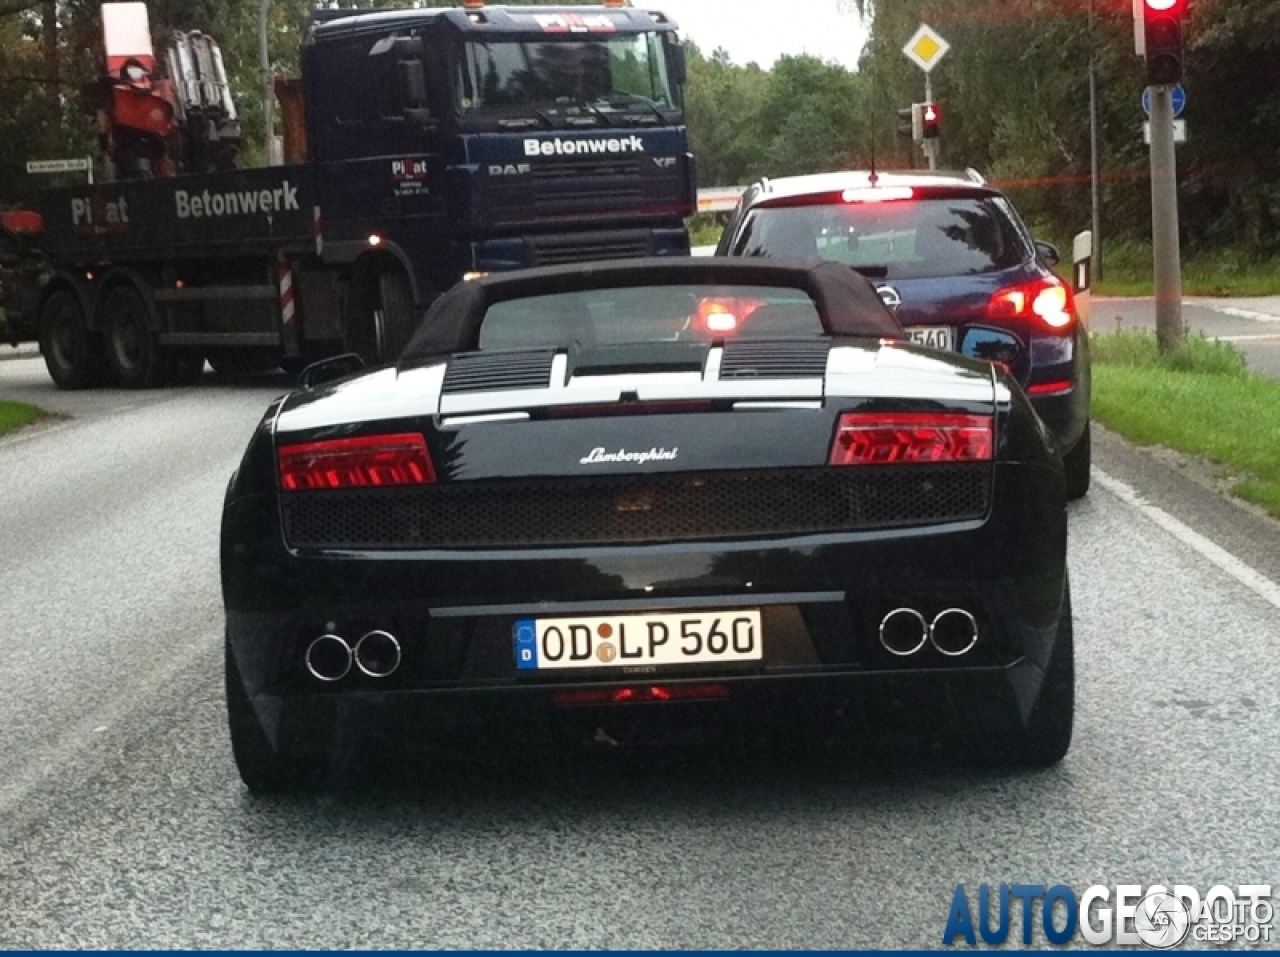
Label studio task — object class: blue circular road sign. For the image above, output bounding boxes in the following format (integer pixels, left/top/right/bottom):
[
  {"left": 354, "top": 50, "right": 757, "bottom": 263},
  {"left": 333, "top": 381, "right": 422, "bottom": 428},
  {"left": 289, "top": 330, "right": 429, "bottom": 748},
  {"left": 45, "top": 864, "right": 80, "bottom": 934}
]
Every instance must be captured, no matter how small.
[{"left": 1143, "top": 85, "right": 1186, "bottom": 117}]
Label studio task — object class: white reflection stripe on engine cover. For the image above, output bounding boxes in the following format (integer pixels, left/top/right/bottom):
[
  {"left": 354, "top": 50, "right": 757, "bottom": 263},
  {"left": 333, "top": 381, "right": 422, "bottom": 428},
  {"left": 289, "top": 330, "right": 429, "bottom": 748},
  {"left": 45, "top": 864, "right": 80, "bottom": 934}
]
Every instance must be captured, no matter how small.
[
  {"left": 825, "top": 345, "right": 994, "bottom": 402},
  {"left": 437, "top": 374, "right": 824, "bottom": 416},
  {"left": 275, "top": 364, "right": 446, "bottom": 435}
]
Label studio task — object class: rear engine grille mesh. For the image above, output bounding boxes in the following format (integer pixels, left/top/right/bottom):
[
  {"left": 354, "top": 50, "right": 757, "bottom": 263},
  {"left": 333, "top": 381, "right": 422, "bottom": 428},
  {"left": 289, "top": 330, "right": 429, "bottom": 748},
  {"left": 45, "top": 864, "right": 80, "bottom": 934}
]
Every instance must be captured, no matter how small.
[
  {"left": 442, "top": 350, "right": 555, "bottom": 394},
  {"left": 281, "top": 465, "right": 991, "bottom": 550},
  {"left": 720, "top": 339, "right": 830, "bottom": 379}
]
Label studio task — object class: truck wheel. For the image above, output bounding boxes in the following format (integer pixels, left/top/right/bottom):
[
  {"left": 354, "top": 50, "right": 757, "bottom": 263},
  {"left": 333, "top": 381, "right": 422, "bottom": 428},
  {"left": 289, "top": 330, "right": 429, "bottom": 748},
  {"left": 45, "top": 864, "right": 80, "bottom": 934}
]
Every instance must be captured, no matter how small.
[
  {"left": 346, "top": 268, "right": 422, "bottom": 366},
  {"left": 225, "top": 639, "right": 325, "bottom": 794},
  {"left": 39, "top": 288, "right": 104, "bottom": 390},
  {"left": 101, "top": 285, "right": 163, "bottom": 388},
  {"left": 1063, "top": 423, "right": 1091, "bottom": 500}
]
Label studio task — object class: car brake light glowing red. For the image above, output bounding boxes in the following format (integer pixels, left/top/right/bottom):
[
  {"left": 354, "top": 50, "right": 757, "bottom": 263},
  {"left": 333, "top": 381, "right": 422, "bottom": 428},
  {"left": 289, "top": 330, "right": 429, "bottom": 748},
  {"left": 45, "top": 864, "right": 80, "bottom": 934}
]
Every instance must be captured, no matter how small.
[
  {"left": 987, "top": 277, "right": 1076, "bottom": 329},
  {"left": 829, "top": 412, "right": 993, "bottom": 465},
  {"left": 551, "top": 683, "right": 731, "bottom": 706},
  {"left": 842, "top": 186, "right": 914, "bottom": 203},
  {"left": 278, "top": 433, "right": 436, "bottom": 491},
  {"left": 694, "top": 297, "right": 763, "bottom": 335}
]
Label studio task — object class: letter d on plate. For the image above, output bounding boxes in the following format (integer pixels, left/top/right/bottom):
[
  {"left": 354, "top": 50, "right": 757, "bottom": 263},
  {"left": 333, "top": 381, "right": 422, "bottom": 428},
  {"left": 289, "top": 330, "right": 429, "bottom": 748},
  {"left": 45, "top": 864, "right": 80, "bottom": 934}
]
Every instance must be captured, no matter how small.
[{"left": 514, "top": 619, "right": 538, "bottom": 670}]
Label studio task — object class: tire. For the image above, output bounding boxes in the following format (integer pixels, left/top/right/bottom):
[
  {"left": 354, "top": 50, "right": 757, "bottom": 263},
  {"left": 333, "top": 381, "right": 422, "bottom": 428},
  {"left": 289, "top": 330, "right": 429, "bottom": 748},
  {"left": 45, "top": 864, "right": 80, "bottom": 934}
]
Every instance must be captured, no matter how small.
[
  {"left": 39, "top": 288, "right": 104, "bottom": 389},
  {"left": 345, "top": 268, "right": 421, "bottom": 366},
  {"left": 1063, "top": 423, "right": 1091, "bottom": 500},
  {"left": 968, "top": 580, "right": 1074, "bottom": 768},
  {"left": 100, "top": 284, "right": 163, "bottom": 388},
  {"left": 225, "top": 640, "right": 325, "bottom": 794}
]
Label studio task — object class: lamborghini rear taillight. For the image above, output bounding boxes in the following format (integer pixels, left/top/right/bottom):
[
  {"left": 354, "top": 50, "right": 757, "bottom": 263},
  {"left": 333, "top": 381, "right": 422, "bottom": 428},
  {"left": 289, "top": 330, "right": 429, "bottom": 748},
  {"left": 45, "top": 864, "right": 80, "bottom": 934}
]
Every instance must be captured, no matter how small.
[
  {"left": 986, "top": 276, "right": 1076, "bottom": 329},
  {"left": 278, "top": 433, "right": 436, "bottom": 491},
  {"left": 829, "top": 413, "right": 993, "bottom": 465}
]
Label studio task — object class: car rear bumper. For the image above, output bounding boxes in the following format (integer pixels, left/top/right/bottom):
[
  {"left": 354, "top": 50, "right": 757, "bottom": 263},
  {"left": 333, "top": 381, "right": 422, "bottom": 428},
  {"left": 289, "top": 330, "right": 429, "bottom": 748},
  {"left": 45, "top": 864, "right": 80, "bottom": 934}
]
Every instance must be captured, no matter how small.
[{"left": 224, "top": 460, "right": 1068, "bottom": 754}]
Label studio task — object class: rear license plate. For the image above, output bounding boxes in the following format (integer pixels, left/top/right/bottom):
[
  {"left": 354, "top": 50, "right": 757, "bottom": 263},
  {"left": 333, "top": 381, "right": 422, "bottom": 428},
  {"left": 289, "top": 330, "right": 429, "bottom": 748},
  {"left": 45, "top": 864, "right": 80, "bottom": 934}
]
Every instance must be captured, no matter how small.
[
  {"left": 514, "top": 610, "right": 763, "bottom": 670},
  {"left": 905, "top": 325, "right": 955, "bottom": 350}
]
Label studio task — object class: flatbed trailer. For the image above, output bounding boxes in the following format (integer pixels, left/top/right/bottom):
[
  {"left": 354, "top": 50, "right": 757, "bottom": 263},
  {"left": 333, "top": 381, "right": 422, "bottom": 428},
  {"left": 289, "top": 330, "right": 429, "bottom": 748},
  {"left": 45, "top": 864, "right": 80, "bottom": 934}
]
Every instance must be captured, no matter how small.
[{"left": 26, "top": 3, "right": 695, "bottom": 387}]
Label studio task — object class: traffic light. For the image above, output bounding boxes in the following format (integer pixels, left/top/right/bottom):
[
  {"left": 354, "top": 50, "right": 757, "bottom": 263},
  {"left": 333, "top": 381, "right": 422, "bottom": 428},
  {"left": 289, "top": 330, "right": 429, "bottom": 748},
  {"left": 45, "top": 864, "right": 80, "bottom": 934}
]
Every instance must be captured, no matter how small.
[
  {"left": 897, "top": 107, "right": 915, "bottom": 139},
  {"left": 921, "top": 102, "right": 941, "bottom": 139},
  {"left": 1143, "top": 0, "right": 1187, "bottom": 86}
]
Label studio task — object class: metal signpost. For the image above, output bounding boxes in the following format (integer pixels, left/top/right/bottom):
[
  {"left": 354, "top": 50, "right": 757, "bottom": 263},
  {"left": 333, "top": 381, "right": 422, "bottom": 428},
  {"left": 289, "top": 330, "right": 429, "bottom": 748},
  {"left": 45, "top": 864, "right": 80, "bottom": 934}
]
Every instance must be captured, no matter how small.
[
  {"left": 902, "top": 25, "right": 949, "bottom": 170},
  {"left": 1148, "top": 85, "right": 1183, "bottom": 353}
]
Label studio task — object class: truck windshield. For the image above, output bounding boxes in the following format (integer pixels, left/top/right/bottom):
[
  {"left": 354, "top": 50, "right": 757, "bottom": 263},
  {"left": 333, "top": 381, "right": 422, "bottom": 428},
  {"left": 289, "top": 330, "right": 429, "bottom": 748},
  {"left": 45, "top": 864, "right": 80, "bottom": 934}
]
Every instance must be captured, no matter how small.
[{"left": 457, "top": 33, "right": 675, "bottom": 120}]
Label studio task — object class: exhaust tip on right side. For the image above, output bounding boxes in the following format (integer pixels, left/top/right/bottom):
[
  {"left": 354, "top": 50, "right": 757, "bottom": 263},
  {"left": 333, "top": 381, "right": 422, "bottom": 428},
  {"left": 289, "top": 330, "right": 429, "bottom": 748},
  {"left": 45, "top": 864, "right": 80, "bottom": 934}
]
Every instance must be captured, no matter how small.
[{"left": 930, "top": 608, "right": 979, "bottom": 656}]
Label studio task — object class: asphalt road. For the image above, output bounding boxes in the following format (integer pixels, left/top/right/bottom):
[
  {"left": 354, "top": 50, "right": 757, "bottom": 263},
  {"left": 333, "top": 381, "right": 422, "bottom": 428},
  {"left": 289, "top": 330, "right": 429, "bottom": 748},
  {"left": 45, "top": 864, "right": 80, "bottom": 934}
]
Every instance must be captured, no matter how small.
[{"left": 1, "top": 354, "right": 1278, "bottom": 949}]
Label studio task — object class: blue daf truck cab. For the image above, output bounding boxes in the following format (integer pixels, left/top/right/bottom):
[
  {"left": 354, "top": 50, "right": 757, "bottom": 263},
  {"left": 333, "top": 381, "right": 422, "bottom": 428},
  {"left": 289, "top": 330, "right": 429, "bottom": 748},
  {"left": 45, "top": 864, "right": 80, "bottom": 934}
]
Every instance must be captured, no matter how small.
[{"left": 29, "top": 3, "right": 696, "bottom": 388}]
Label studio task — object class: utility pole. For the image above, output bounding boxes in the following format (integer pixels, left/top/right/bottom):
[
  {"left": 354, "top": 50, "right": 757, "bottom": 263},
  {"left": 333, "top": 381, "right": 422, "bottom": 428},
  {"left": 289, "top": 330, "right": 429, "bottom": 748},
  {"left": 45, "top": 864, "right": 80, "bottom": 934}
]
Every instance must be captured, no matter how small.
[
  {"left": 259, "top": 0, "right": 275, "bottom": 165},
  {"left": 1148, "top": 85, "right": 1182, "bottom": 352},
  {"left": 1088, "top": 0, "right": 1102, "bottom": 281}
]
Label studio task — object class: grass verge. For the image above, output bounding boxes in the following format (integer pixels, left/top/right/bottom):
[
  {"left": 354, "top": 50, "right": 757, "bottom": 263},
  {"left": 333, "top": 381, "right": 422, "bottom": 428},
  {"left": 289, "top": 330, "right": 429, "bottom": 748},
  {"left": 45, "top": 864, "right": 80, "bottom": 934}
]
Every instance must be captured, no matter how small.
[
  {"left": 1091, "top": 331, "right": 1280, "bottom": 517},
  {"left": 0, "top": 400, "right": 43, "bottom": 439},
  {"left": 1093, "top": 241, "right": 1280, "bottom": 297}
]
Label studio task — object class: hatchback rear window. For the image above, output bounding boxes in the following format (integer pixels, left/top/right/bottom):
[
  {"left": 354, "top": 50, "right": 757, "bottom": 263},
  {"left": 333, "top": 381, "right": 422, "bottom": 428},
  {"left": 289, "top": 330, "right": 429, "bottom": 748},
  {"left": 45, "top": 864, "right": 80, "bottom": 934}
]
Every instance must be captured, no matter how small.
[
  {"left": 478, "top": 283, "right": 823, "bottom": 350},
  {"left": 732, "top": 196, "right": 1029, "bottom": 280}
]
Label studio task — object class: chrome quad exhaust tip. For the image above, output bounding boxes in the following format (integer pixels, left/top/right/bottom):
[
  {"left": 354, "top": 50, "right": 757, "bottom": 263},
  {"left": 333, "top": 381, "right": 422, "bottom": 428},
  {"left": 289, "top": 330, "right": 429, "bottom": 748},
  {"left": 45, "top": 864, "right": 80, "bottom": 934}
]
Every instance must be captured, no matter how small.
[
  {"left": 354, "top": 630, "right": 402, "bottom": 678},
  {"left": 305, "top": 634, "right": 353, "bottom": 682},
  {"left": 929, "top": 608, "right": 979, "bottom": 657},
  {"left": 878, "top": 608, "right": 929, "bottom": 657}
]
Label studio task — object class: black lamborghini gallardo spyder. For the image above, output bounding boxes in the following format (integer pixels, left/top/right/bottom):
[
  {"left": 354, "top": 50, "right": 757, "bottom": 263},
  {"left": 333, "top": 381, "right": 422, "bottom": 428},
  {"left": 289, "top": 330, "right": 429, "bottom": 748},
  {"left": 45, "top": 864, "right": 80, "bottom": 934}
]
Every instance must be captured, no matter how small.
[{"left": 221, "top": 258, "right": 1073, "bottom": 792}]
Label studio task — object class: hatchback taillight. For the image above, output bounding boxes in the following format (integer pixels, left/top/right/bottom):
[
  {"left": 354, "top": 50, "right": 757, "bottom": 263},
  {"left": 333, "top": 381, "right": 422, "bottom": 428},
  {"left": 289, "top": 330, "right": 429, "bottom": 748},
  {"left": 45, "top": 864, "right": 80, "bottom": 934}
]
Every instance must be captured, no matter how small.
[
  {"left": 278, "top": 433, "right": 436, "bottom": 491},
  {"left": 986, "top": 276, "right": 1076, "bottom": 329},
  {"left": 829, "top": 413, "right": 993, "bottom": 465}
]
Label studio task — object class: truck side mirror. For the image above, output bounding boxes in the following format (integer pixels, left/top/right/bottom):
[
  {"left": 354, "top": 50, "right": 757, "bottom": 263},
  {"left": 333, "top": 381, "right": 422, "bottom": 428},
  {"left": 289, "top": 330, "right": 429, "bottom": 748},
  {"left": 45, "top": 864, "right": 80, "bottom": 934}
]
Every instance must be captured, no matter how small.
[
  {"left": 666, "top": 41, "right": 687, "bottom": 86},
  {"left": 397, "top": 56, "right": 436, "bottom": 128}
]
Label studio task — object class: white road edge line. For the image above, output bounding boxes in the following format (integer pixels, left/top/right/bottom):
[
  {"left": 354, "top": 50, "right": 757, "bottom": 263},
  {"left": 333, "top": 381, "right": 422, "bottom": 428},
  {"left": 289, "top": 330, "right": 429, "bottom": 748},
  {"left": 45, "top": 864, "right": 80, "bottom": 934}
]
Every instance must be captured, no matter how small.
[
  {"left": 1187, "top": 303, "right": 1280, "bottom": 324},
  {"left": 1094, "top": 467, "right": 1280, "bottom": 611}
]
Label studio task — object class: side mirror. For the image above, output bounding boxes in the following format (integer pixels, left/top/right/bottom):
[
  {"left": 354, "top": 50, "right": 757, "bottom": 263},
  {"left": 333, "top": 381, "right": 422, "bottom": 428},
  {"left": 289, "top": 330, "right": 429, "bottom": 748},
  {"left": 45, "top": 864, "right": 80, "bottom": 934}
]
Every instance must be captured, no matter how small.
[
  {"left": 297, "top": 352, "right": 365, "bottom": 390},
  {"left": 1034, "top": 240, "right": 1060, "bottom": 267},
  {"left": 398, "top": 59, "right": 437, "bottom": 128},
  {"left": 666, "top": 40, "right": 687, "bottom": 86}
]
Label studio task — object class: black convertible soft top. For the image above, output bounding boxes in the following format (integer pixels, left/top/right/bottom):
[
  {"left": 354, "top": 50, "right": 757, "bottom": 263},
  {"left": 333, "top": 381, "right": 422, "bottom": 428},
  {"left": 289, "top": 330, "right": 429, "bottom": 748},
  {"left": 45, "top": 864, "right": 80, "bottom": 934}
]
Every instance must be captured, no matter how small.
[{"left": 400, "top": 257, "right": 902, "bottom": 361}]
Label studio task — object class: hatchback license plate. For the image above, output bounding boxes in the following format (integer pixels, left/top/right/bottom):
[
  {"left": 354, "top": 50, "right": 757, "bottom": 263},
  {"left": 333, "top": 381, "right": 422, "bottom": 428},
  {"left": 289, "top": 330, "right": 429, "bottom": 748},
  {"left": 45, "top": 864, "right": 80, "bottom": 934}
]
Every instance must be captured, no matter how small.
[
  {"left": 905, "top": 325, "right": 955, "bottom": 350},
  {"left": 515, "top": 610, "right": 763, "bottom": 670}
]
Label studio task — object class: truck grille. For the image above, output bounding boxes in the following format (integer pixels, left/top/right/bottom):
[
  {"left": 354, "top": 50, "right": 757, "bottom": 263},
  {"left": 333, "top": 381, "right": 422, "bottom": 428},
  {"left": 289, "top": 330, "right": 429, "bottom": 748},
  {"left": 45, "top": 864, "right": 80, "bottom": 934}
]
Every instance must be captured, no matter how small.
[
  {"left": 280, "top": 465, "right": 991, "bottom": 551},
  {"left": 528, "top": 232, "right": 653, "bottom": 265},
  {"left": 529, "top": 158, "right": 642, "bottom": 181}
]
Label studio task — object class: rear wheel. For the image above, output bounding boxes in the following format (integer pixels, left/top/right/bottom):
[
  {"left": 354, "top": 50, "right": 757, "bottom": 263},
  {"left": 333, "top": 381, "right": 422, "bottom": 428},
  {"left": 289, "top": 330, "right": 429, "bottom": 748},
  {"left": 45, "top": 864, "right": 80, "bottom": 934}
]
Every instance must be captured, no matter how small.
[
  {"left": 968, "top": 581, "right": 1074, "bottom": 768},
  {"left": 225, "top": 640, "right": 326, "bottom": 794},
  {"left": 39, "top": 288, "right": 104, "bottom": 389},
  {"left": 101, "top": 284, "right": 163, "bottom": 388},
  {"left": 345, "top": 267, "right": 422, "bottom": 366},
  {"left": 1063, "top": 423, "right": 1091, "bottom": 500}
]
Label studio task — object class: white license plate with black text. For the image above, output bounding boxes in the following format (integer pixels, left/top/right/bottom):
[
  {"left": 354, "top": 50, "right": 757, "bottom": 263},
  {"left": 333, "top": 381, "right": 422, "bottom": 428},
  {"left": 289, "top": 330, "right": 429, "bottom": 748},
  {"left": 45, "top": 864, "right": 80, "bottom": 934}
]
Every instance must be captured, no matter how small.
[
  {"left": 905, "top": 326, "right": 955, "bottom": 350},
  {"left": 514, "top": 610, "right": 763, "bottom": 670}
]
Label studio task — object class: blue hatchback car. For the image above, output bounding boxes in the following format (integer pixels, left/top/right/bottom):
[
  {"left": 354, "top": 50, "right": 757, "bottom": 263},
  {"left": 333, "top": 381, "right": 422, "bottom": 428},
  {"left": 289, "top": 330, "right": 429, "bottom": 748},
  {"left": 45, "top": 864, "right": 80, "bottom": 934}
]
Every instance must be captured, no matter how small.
[{"left": 716, "top": 169, "right": 1091, "bottom": 498}]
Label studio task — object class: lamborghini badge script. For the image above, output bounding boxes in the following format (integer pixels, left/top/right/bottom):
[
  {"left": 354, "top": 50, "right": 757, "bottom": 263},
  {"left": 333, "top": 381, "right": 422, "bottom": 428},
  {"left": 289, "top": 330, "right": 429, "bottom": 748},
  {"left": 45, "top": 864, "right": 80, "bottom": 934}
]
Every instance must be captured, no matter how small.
[{"left": 579, "top": 446, "right": 678, "bottom": 465}]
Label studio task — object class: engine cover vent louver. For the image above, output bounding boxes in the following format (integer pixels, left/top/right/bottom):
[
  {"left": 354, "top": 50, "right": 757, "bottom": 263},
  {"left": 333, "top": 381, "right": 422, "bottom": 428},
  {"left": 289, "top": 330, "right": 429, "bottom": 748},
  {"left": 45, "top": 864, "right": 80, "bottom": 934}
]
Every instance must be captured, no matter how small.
[
  {"left": 441, "top": 350, "right": 555, "bottom": 395},
  {"left": 719, "top": 339, "right": 830, "bottom": 379}
]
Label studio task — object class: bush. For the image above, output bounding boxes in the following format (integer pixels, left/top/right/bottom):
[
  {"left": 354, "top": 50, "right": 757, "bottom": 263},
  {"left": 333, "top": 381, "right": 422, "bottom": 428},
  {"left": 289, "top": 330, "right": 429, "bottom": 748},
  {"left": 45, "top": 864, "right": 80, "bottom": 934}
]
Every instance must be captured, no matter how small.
[{"left": 1090, "top": 330, "right": 1247, "bottom": 377}]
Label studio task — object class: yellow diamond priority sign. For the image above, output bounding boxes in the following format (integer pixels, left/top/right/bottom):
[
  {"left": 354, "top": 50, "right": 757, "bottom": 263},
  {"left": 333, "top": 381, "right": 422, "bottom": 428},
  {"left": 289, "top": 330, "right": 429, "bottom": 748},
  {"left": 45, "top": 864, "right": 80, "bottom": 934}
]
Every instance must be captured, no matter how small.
[{"left": 903, "top": 24, "right": 950, "bottom": 73}]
